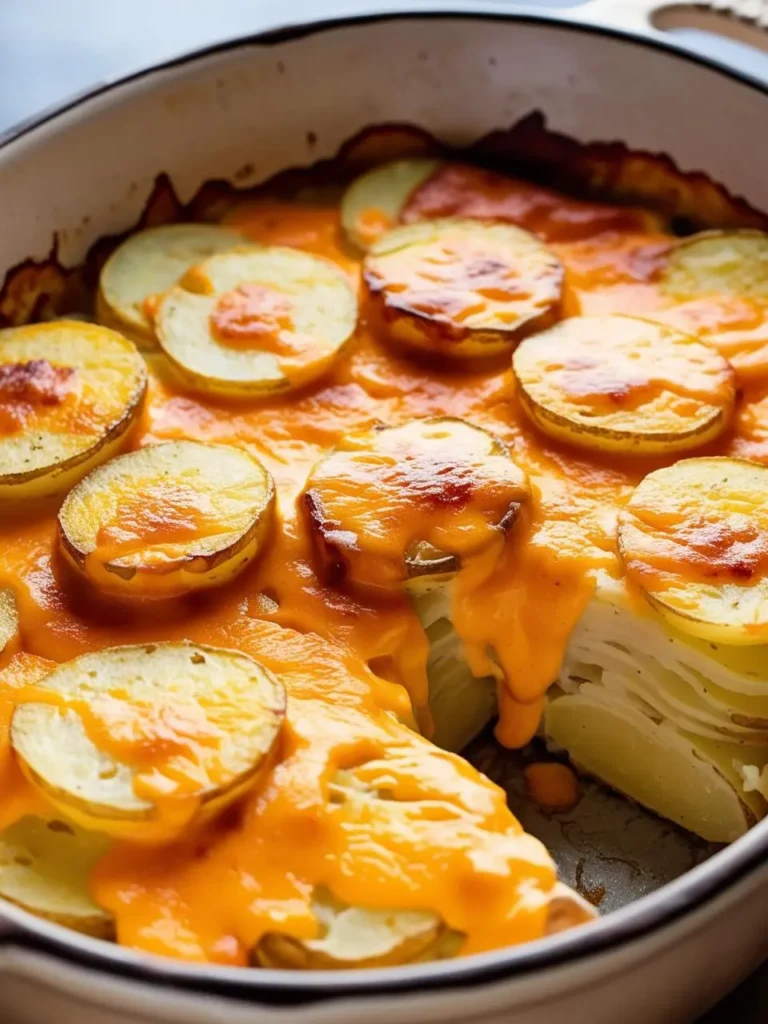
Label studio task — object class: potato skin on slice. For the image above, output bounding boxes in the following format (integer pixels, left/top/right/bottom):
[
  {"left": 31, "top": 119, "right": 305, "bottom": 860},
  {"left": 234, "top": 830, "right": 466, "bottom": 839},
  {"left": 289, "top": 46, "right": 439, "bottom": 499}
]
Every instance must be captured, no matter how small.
[
  {"left": 58, "top": 439, "right": 275, "bottom": 600},
  {"left": 340, "top": 158, "right": 443, "bottom": 251},
  {"left": 364, "top": 218, "right": 563, "bottom": 361},
  {"left": 618, "top": 457, "right": 768, "bottom": 645},
  {"left": 97, "top": 223, "right": 248, "bottom": 349},
  {"left": 303, "top": 417, "right": 529, "bottom": 596},
  {"left": 0, "top": 322, "right": 147, "bottom": 500},
  {"left": 0, "top": 815, "right": 113, "bottom": 938},
  {"left": 155, "top": 246, "right": 358, "bottom": 397},
  {"left": 11, "top": 642, "right": 286, "bottom": 843},
  {"left": 512, "top": 315, "right": 736, "bottom": 455}
]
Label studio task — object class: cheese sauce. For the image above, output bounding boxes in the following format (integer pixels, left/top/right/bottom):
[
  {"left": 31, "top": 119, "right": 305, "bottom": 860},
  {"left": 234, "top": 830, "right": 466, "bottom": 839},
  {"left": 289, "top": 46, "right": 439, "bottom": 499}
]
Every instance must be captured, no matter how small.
[{"left": 0, "top": 164, "right": 765, "bottom": 964}]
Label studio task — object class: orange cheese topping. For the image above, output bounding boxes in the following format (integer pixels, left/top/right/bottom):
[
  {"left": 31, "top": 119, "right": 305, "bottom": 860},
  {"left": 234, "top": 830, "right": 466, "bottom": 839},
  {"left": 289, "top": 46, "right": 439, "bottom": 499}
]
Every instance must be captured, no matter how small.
[
  {"left": 524, "top": 762, "right": 581, "bottom": 812},
  {"left": 0, "top": 167, "right": 765, "bottom": 964},
  {"left": 0, "top": 360, "right": 77, "bottom": 436}
]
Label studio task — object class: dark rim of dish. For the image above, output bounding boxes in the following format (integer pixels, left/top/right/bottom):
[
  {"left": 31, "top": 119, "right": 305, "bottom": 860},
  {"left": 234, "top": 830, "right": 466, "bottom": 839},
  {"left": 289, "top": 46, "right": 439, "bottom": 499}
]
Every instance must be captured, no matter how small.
[{"left": 0, "top": 3, "right": 767, "bottom": 1005}]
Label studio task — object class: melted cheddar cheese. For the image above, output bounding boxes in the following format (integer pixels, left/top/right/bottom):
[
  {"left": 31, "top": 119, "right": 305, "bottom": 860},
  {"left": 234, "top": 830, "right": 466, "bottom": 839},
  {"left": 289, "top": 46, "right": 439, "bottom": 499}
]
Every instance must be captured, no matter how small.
[{"left": 0, "top": 159, "right": 766, "bottom": 965}]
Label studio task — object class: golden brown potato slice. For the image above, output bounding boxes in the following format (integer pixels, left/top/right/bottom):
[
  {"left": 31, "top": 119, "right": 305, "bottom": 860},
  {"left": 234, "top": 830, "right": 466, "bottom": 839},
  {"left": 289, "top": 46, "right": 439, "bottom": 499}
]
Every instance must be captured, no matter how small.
[
  {"left": 11, "top": 641, "right": 286, "bottom": 842},
  {"left": 618, "top": 457, "right": 768, "bottom": 644},
  {"left": 0, "top": 815, "right": 113, "bottom": 938},
  {"left": 662, "top": 230, "right": 768, "bottom": 303},
  {"left": 0, "top": 322, "right": 146, "bottom": 500},
  {"left": 58, "top": 439, "right": 275, "bottom": 600},
  {"left": 363, "top": 218, "right": 563, "bottom": 361},
  {"left": 512, "top": 315, "right": 736, "bottom": 455},
  {"left": 303, "top": 417, "right": 529, "bottom": 596},
  {"left": 155, "top": 246, "right": 358, "bottom": 397},
  {"left": 340, "top": 158, "right": 444, "bottom": 251},
  {"left": 97, "top": 223, "right": 248, "bottom": 349}
]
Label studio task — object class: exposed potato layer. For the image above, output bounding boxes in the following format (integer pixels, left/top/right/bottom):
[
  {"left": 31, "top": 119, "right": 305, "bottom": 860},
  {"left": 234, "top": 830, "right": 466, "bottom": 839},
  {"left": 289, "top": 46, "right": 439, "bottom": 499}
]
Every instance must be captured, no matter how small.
[
  {"left": 97, "top": 224, "right": 248, "bottom": 348},
  {"left": 512, "top": 315, "right": 736, "bottom": 454},
  {"left": 0, "top": 815, "right": 113, "bottom": 937},
  {"left": 618, "top": 458, "right": 768, "bottom": 644},
  {"left": 58, "top": 439, "right": 275, "bottom": 599},
  {"left": 303, "top": 417, "right": 529, "bottom": 595},
  {"left": 11, "top": 642, "right": 286, "bottom": 841},
  {"left": 0, "top": 590, "right": 19, "bottom": 660},
  {"left": 364, "top": 219, "right": 563, "bottom": 360},
  {"left": 340, "top": 158, "right": 443, "bottom": 250},
  {"left": 0, "top": 322, "right": 146, "bottom": 499},
  {"left": 156, "top": 246, "right": 358, "bottom": 396}
]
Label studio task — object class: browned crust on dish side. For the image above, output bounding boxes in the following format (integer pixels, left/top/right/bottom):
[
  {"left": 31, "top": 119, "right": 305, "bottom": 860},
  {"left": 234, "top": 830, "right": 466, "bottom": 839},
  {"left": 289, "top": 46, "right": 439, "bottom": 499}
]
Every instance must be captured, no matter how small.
[{"left": 2, "top": 113, "right": 767, "bottom": 327}]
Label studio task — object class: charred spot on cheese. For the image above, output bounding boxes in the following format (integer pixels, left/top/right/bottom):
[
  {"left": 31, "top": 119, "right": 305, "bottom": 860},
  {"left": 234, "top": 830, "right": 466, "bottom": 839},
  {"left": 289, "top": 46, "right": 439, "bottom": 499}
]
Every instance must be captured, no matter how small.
[
  {"left": 303, "top": 417, "right": 529, "bottom": 596},
  {"left": 0, "top": 815, "right": 113, "bottom": 938},
  {"left": 58, "top": 440, "right": 275, "bottom": 600},
  {"left": 512, "top": 315, "right": 736, "bottom": 455},
  {"left": 0, "top": 322, "right": 146, "bottom": 500},
  {"left": 340, "top": 158, "right": 444, "bottom": 251},
  {"left": 618, "top": 457, "right": 768, "bottom": 644},
  {"left": 155, "top": 246, "right": 358, "bottom": 396},
  {"left": 97, "top": 224, "right": 248, "bottom": 349},
  {"left": 11, "top": 642, "right": 286, "bottom": 842},
  {"left": 363, "top": 219, "right": 563, "bottom": 361}
]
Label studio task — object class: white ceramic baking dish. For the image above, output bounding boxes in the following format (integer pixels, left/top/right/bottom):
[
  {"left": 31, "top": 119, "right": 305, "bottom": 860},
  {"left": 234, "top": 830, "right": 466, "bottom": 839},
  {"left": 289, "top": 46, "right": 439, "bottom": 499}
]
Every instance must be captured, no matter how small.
[{"left": 2, "top": 4, "right": 768, "bottom": 1021}]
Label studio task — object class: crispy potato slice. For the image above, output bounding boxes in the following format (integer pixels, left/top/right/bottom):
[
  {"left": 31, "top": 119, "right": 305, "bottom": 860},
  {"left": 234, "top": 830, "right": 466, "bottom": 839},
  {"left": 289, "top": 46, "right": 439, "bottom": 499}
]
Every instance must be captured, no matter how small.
[
  {"left": 512, "top": 315, "right": 736, "bottom": 455},
  {"left": 97, "top": 223, "right": 248, "bottom": 349},
  {"left": 662, "top": 230, "right": 768, "bottom": 303},
  {"left": 618, "top": 457, "right": 768, "bottom": 644},
  {"left": 363, "top": 218, "right": 563, "bottom": 361},
  {"left": 340, "top": 158, "right": 443, "bottom": 251},
  {"left": 0, "top": 815, "right": 113, "bottom": 938},
  {"left": 0, "top": 322, "right": 146, "bottom": 500},
  {"left": 303, "top": 417, "right": 529, "bottom": 596},
  {"left": 11, "top": 642, "right": 286, "bottom": 842},
  {"left": 155, "top": 246, "right": 358, "bottom": 397},
  {"left": 58, "top": 439, "right": 275, "bottom": 600}
]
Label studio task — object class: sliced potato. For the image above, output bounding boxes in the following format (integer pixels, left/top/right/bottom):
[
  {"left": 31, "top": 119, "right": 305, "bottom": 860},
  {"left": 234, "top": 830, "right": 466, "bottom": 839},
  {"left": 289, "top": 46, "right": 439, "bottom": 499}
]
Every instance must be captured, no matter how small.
[
  {"left": 97, "top": 223, "right": 248, "bottom": 349},
  {"left": 254, "top": 772, "right": 594, "bottom": 968},
  {"left": 303, "top": 417, "right": 529, "bottom": 596},
  {"left": 0, "top": 815, "right": 113, "bottom": 938},
  {"left": 11, "top": 642, "right": 286, "bottom": 842},
  {"left": 0, "top": 589, "right": 19, "bottom": 660},
  {"left": 255, "top": 888, "right": 447, "bottom": 969},
  {"left": 58, "top": 439, "right": 275, "bottom": 600},
  {"left": 544, "top": 690, "right": 765, "bottom": 843},
  {"left": 340, "top": 158, "right": 443, "bottom": 251},
  {"left": 364, "top": 218, "right": 563, "bottom": 361},
  {"left": 618, "top": 458, "right": 768, "bottom": 644},
  {"left": 512, "top": 315, "right": 736, "bottom": 455},
  {"left": 155, "top": 246, "right": 358, "bottom": 397},
  {"left": 662, "top": 230, "right": 768, "bottom": 303},
  {"left": 0, "top": 322, "right": 146, "bottom": 500}
]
